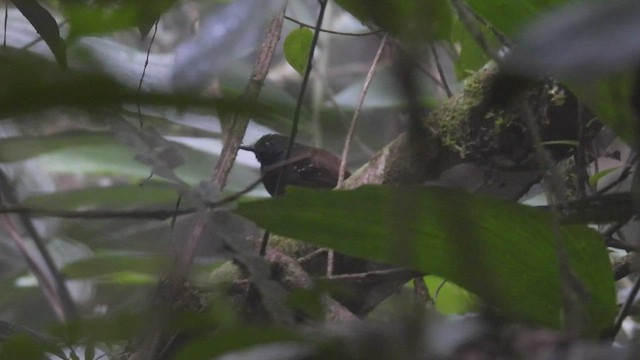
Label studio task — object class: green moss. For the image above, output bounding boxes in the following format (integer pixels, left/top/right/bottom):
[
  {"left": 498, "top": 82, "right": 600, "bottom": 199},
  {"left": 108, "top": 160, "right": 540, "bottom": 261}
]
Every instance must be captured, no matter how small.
[
  {"left": 207, "top": 261, "right": 242, "bottom": 285},
  {"left": 423, "top": 63, "right": 498, "bottom": 158},
  {"left": 269, "top": 234, "right": 317, "bottom": 258},
  {"left": 484, "top": 109, "right": 515, "bottom": 135},
  {"left": 546, "top": 83, "right": 567, "bottom": 106}
]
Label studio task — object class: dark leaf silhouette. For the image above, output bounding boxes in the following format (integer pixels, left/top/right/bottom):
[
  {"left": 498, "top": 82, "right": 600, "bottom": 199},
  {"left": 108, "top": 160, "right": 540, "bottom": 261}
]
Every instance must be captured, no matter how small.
[
  {"left": 137, "top": 0, "right": 178, "bottom": 39},
  {"left": 12, "top": 0, "right": 66, "bottom": 67}
]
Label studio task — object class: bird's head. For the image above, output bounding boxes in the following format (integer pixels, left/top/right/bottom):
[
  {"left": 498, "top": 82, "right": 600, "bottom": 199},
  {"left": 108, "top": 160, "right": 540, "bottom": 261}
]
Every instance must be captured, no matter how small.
[{"left": 240, "top": 134, "right": 290, "bottom": 166}]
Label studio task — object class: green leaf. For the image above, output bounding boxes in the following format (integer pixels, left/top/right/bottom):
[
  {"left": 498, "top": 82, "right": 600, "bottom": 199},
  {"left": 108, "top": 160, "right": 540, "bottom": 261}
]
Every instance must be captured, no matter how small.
[
  {"left": 237, "top": 186, "right": 615, "bottom": 334},
  {"left": 0, "top": 131, "right": 113, "bottom": 162},
  {"left": 65, "top": 5, "right": 138, "bottom": 40},
  {"left": 63, "top": 0, "right": 179, "bottom": 40},
  {"left": 62, "top": 253, "right": 171, "bottom": 279},
  {"left": 0, "top": 334, "right": 47, "bottom": 360},
  {"left": 283, "top": 27, "right": 313, "bottom": 76},
  {"left": 464, "top": 0, "right": 568, "bottom": 37},
  {"left": 335, "top": 0, "right": 452, "bottom": 41},
  {"left": 569, "top": 74, "right": 636, "bottom": 146},
  {"left": 175, "top": 327, "right": 303, "bottom": 360},
  {"left": 137, "top": 0, "right": 179, "bottom": 39},
  {"left": 23, "top": 183, "right": 180, "bottom": 210},
  {"left": 84, "top": 344, "right": 96, "bottom": 360},
  {"left": 589, "top": 167, "right": 621, "bottom": 188},
  {"left": 424, "top": 275, "right": 477, "bottom": 314},
  {"left": 451, "top": 16, "right": 490, "bottom": 79},
  {"left": 50, "top": 313, "right": 151, "bottom": 343}
]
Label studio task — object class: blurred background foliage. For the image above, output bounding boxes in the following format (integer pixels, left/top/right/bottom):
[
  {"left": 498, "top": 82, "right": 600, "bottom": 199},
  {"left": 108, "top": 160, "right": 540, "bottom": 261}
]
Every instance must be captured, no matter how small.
[{"left": 0, "top": 0, "right": 639, "bottom": 359}]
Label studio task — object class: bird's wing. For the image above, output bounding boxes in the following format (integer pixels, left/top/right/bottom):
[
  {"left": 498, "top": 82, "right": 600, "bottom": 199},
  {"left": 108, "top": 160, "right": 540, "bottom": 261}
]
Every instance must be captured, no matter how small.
[{"left": 294, "top": 149, "right": 350, "bottom": 189}]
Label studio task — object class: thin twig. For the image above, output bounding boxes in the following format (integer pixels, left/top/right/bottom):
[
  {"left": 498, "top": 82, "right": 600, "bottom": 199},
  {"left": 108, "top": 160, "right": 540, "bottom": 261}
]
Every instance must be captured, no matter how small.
[
  {"left": 174, "top": 210, "right": 207, "bottom": 276},
  {"left": 211, "top": 8, "right": 285, "bottom": 189},
  {"left": 520, "top": 99, "right": 587, "bottom": 334},
  {"left": 609, "top": 275, "right": 640, "bottom": 338},
  {"left": 296, "top": 247, "right": 328, "bottom": 264},
  {"left": 434, "top": 279, "right": 447, "bottom": 303},
  {"left": 326, "top": 268, "right": 417, "bottom": 280},
  {"left": 0, "top": 213, "right": 65, "bottom": 321},
  {"left": 613, "top": 253, "right": 636, "bottom": 281},
  {"left": 20, "top": 19, "right": 68, "bottom": 51},
  {"left": 3, "top": 1, "right": 8, "bottom": 48},
  {"left": 202, "top": 6, "right": 285, "bottom": 263},
  {"left": 595, "top": 153, "right": 637, "bottom": 196},
  {"left": 603, "top": 220, "right": 631, "bottom": 238},
  {"left": 284, "top": 15, "right": 381, "bottom": 37},
  {"left": 265, "top": 0, "right": 329, "bottom": 255},
  {"left": 279, "top": 0, "right": 329, "bottom": 188},
  {"left": 450, "top": 0, "right": 499, "bottom": 62},
  {"left": 428, "top": 42, "right": 452, "bottom": 98},
  {"left": 170, "top": 196, "right": 181, "bottom": 231},
  {"left": 519, "top": 102, "right": 567, "bottom": 204},
  {"left": 575, "top": 104, "right": 588, "bottom": 198},
  {"left": 337, "top": 34, "right": 388, "bottom": 188},
  {"left": 0, "top": 205, "right": 195, "bottom": 219},
  {"left": 310, "top": 0, "right": 336, "bottom": 148},
  {"left": 461, "top": 2, "right": 512, "bottom": 48},
  {"left": 325, "top": 87, "right": 375, "bottom": 155},
  {"left": 137, "top": 20, "right": 159, "bottom": 128},
  {"left": 392, "top": 41, "right": 446, "bottom": 89},
  {"left": 0, "top": 168, "right": 77, "bottom": 321},
  {"left": 413, "top": 276, "right": 433, "bottom": 306},
  {"left": 326, "top": 250, "right": 334, "bottom": 277}
]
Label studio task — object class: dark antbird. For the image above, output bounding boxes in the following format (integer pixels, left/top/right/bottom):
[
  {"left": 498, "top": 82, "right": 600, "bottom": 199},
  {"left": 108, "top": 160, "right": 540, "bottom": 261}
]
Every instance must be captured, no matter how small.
[{"left": 240, "top": 134, "right": 350, "bottom": 196}]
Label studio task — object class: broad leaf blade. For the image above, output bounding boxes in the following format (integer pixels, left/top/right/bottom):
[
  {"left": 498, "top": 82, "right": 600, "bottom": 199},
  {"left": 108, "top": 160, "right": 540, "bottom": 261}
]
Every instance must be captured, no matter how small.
[
  {"left": 237, "top": 186, "right": 615, "bottom": 334},
  {"left": 137, "top": 0, "right": 178, "bottom": 39},
  {"left": 23, "top": 184, "right": 180, "bottom": 210},
  {"left": 335, "top": 0, "right": 452, "bottom": 41},
  {"left": 465, "top": 0, "right": 567, "bottom": 37},
  {"left": 13, "top": 0, "right": 66, "bottom": 67}
]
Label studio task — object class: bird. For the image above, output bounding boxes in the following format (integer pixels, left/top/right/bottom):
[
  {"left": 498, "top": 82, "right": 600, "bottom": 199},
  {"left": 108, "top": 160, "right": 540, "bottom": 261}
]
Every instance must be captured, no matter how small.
[{"left": 239, "top": 134, "right": 350, "bottom": 196}]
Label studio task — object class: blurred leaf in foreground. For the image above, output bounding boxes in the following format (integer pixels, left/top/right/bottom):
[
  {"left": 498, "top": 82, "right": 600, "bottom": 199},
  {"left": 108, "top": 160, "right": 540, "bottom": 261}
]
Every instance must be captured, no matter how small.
[{"left": 237, "top": 186, "right": 615, "bottom": 335}]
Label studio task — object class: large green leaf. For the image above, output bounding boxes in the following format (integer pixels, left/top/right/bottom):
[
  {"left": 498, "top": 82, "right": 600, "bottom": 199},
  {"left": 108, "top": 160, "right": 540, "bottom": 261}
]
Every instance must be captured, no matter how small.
[
  {"left": 464, "top": 0, "right": 568, "bottom": 37},
  {"left": 424, "top": 275, "right": 477, "bottom": 314},
  {"left": 63, "top": 0, "right": 178, "bottom": 40},
  {"left": 335, "top": 0, "right": 452, "bottom": 41},
  {"left": 237, "top": 186, "right": 615, "bottom": 334},
  {"left": 23, "top": 183, "right": 180, "bottom": 210}
]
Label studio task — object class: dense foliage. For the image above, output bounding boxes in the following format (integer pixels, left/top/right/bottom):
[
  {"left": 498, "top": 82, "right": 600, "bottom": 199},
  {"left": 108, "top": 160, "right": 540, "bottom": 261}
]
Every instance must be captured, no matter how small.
[{"left": 0, "top": 0, "right": 639, "bottom": 359}]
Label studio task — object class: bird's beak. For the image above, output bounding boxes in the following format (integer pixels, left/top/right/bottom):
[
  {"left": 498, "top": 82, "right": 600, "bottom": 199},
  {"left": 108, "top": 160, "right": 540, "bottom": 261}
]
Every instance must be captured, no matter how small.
[{"left": 239, "top": 144, "right": 255, "bottom": 152}]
